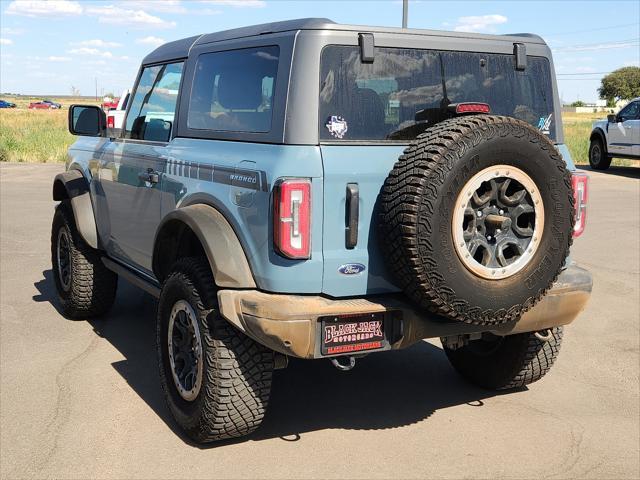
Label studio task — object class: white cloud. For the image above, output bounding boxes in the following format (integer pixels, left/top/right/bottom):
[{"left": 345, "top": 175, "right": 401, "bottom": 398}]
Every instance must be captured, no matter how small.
[
  {"left": 0, "top": 27, "right": 25, "bottom": 35},
  {"left": 0, "top": 38, "right": 14, "bottom": 46},
  {"left": 68, "top": 47, "right": 114, "bottom": 58},
  {"left": 72, "top": 39, "right": 123, "bottom": 48},
  {"left": 452, "top": 14, "right": 508, "bottom": 33},
  {"left": 85, "top": 5, "right": 176, "bottom": 28},
  {"left": 5, "top": 0, "right": 82, "bottom": 17},
  {"left": 136, "top": 36, "right": 166, "bottom": 48},
  {"left": 197, "top": 0, "right": 266, "bottom": 7},
  {"left": 48, "top": 56, "right": 71, "bottom": 62},
  {"left": 123, "top": 1, "right": 187, "bottom": 13}
]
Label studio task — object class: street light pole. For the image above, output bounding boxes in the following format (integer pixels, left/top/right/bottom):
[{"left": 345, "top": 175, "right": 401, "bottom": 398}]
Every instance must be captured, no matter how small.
[{"left": 402, "top": 0, "right": 408, "bottom": 28}]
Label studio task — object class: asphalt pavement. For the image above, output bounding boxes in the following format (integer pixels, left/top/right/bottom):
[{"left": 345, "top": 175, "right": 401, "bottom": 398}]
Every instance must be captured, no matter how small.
[{"left": 1, "top": 163, "right": 638, "bottom": 479}]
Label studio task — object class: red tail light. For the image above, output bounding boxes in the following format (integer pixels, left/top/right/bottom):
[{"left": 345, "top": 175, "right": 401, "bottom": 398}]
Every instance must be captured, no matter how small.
[
  {"left": 273, "top": 179, "right": 311, "bottom": 259},
  {"left": 454, "top": 103, "right": 491, "bottom": 114},
  {"left": 571, "top": 172, "right": 588, "bottom": 238},
  {"left": 107, "top": 115, "right": 115, "bottom": 129}
]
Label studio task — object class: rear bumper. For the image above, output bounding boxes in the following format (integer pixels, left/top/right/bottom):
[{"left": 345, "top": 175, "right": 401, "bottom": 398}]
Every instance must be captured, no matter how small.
[{"left": 218, "top": 264, "right": 592, "bottom": 359}]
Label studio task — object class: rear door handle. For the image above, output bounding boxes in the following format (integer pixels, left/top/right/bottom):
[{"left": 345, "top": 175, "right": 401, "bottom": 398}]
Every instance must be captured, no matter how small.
[
  {"left": 138, "top": 169, "right": 159, "bottom": 185},
  {"left": 345, "top": 183, "right": 359, "bottom": 249}
]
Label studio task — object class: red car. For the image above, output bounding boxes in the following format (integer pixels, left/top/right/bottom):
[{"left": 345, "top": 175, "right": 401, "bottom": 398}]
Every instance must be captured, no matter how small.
[
  {"left": 28, "top": 100, "right": 61, "bottom": 109},
  {"left": 102, "top": 98, "right": 120, "bottom": 110}
]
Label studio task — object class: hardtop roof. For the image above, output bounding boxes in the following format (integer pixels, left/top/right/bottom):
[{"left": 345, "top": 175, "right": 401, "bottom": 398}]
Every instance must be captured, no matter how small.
[{"left": 142, "top": 17, "right": 546, "bottom": 65}]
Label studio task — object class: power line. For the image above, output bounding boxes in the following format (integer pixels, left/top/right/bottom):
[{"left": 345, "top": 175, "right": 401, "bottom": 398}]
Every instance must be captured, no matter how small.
[
  {"left": 552, "top": 37, "right": 639, "bottom": 51},
  {"left": 543, "top": 23, "right": 639, "bottom": 37},
  {"left": 557, "top": 71, "right": 612, "bottom": 76}
]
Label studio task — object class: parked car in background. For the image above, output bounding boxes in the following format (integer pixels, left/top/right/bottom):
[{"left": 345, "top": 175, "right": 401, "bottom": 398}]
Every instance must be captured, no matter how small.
[
  {"left": 28, "top": 100, "right": 61, "bottom": 110},
  {"left": 106, "top": 89, "right": 130, "bottom": 134},
  {"left": 589, "top": 97, "right": 640, "bottom": 169},
  {"left": 102, "top": 97, "right": 119, "bottom": 111},
  {"left": 0, "top": 100, "right": 17, "bottom": 108}
]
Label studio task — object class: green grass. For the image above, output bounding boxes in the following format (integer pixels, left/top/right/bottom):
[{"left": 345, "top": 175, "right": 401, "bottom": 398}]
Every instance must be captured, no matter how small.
[
  {"left": 0, "top": 95, "right": 101, "bottom": 163},
  {"left": 0, "top": 109, "right": 74, "bottom": 163}
]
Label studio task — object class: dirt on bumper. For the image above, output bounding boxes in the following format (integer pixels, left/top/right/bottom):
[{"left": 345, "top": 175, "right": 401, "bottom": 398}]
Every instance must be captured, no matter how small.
[{"left": 217, "top": 264, "right": 592, "bottom": 359}]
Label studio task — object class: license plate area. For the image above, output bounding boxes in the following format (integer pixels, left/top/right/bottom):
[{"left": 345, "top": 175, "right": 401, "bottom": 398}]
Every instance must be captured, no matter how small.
[{"left": 320, "top": 313, "right": 387, "bottom": 356}]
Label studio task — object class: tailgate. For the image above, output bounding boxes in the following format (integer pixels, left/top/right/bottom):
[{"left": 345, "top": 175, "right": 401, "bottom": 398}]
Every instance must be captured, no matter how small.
[{"left": 320, "top": 145, "right": 405, "bottom": 297}]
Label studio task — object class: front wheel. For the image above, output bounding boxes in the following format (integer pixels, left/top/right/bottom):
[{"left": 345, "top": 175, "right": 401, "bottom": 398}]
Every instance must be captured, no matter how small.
[
  {"left": 442, "top": 327, "right": 563, "bottom": 390},
  {"left": 51, "top": 202, "right": 117, "bottom": 318},
  {"left": 589, "top": 137, "right": 611, "bottom": 170},
  {"left": 157, "top": 257, "right": 275, "bottom": 443}
]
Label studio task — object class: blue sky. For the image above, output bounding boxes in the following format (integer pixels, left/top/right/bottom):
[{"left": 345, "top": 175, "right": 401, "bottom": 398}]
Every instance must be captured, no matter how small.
[{"left": 1, "top": 0, "right": 638, "bottom": 102}]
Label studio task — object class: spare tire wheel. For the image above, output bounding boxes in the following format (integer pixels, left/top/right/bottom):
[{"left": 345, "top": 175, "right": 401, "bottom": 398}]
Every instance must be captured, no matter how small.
[{"left": 380, "top": 115, "right": 574, "bottom": 325}]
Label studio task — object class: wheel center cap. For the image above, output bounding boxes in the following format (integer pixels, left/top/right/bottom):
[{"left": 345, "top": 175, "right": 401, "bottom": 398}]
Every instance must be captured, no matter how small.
[{"left": 485, "top": 214, "right": 512, "bottom": 231}]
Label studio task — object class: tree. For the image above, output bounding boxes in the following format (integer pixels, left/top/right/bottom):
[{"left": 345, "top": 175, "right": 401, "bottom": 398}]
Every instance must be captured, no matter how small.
[
  {"left": 70, "top": 85, "right": 81, "bottom": 97},
  {"left": 570, "top": 100, "right": 586, "bottom": 107},
  {"left": 598, "top": 67, "right": 640, "bottom": 103}
]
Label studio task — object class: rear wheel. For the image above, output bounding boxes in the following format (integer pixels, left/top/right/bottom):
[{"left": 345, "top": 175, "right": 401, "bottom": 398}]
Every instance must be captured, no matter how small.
[
  {"left": 442, "top": 327, "right": 563, "bottom": 390},
  {"left": 157, "top": 257, "right": 275, "bottom": 443},
  {"left": 589, "top": 137, "right": 611, "bottom": 170}
]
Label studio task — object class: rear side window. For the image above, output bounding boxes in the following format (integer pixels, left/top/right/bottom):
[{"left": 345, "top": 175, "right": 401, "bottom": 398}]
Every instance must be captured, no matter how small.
[
  {"left": 125, "top": 62, "right": 184, "bottom": 142},
  {"left": 187, "top": 46, "right": 279, "bottom": 133},
  {"left": 319, "top": 46, "right": 555, "bottom": 141}
]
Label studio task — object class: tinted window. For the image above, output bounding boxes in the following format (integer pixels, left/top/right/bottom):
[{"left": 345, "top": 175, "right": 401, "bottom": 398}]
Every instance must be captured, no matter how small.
[
  {"left": 187, "top": 46, "right": 279, "bottom": 133},
  {"left": 125, "top": 62, "right": 183, "bottom": 142},
  {"left": 319, "top": 46, "right": 555, "bottom": 141},
  {"left": 619, "top": 101, "right": 639, "bottom": 121}
]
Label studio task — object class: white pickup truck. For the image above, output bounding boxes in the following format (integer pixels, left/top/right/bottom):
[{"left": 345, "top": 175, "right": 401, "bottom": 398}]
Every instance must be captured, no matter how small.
[
  {"left": 589, "top": 97, "right": 640, "bottom": 169},
  {"left": 106, "top": 89, "right": 131, "bottom": 135}
]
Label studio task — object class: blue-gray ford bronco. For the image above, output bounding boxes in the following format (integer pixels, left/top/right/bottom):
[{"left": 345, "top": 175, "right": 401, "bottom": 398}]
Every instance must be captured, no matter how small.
[{"left": 52, "top": 18, "right": 592, "bottom": 443}]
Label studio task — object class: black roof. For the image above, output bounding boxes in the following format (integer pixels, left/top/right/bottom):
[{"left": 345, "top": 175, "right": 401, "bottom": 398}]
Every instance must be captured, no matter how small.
[{"left": 142, "top": 17, "right": 545, "bottom": 65}]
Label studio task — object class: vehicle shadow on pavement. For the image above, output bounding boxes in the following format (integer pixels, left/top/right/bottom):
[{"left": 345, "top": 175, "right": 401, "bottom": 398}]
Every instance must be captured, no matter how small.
[
  {"left": 34, "top": 272, "right": 505, "bottom": 448},
  {"left": 576, "top": 165, "right": 640, "bottom": 179}
]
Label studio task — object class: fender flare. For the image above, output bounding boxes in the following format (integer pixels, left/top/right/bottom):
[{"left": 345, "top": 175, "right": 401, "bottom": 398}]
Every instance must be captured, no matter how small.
[
  {"left": 152, "top": 204, "right": 256, "bottom": 289},
  {"left": 52, "top": 170, "right": 98, "bottom": 249},
  {"left": 590, "top": 128, "right": 608, "bottom": 153}
]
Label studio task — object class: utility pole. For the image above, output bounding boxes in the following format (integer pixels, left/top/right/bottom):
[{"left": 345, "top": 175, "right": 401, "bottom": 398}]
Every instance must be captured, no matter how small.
[
  {"left": 402, "top": 0, "right": 408, "bottom": 28},
  {"left": 95, "top": 77, "right": 98, "bottom": 101}
]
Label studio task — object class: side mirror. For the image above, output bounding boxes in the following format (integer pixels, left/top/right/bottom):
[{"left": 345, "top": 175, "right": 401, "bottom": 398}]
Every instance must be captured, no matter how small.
[
  {"left": 68, "top": 105, "right": 106, "bottom": 137},
  {"left": 607, "top": 114, "right": 617, "bottom": 123}
]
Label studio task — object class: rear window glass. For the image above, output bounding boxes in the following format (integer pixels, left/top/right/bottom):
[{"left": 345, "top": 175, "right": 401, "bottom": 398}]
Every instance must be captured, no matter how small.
[
  {"left": 319, "top": 46, "right": 555, "bottom": 142},
  {"left": 188, "top": 46, "right": 279, "bottom": 133}
]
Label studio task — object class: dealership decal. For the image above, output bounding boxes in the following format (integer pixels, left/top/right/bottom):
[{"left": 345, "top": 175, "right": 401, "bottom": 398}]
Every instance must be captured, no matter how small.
[{"left": 324, "top": 320, "right": 383, "bottom": 344}]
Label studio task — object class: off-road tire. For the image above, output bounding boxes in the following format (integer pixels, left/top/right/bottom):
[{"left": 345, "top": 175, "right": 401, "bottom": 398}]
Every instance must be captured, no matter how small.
[
  {"left": 157, "top": 257, "right": 274, "bottom": 443},
  {"left": 442, "top": 327, "right": 563, "bottom": 390},
  {"left": 379, "top": 115, "right": 574, "bottom": 326},
  {"left": 51, "top": 201, "right": 117, "bottom": 318},
  {"left": 589, "top": 137, "right": 611, "bottom": 170}
]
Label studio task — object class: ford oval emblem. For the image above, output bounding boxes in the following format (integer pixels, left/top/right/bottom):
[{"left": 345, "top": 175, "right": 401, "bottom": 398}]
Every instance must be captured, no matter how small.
[{"left": 338, "top": 263, "right": 366, "bottom": 275}]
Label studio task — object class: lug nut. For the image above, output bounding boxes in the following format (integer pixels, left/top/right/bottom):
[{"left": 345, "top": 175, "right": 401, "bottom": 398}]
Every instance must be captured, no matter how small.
[{"left": 477, "top": 211, "right": 482, "bottom": 217}]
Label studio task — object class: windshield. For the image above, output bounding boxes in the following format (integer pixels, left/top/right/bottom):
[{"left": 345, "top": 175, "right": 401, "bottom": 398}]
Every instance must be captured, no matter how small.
[{"left": 319, "top": 46, "right": 555, "bottom": 142}]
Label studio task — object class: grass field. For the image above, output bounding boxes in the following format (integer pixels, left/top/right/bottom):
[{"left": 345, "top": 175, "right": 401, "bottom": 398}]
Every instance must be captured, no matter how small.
[
  {"left": 0, "top": 96, "right": 100, "bottom": 163},
  {"left": 0, "top": 103, "right": 637, "bottom": 166}
]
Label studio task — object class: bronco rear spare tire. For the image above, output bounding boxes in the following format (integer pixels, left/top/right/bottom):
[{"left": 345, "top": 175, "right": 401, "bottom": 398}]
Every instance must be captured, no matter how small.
[{"left": 380, "top": 115, "right": 574, "bottom": 325}]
